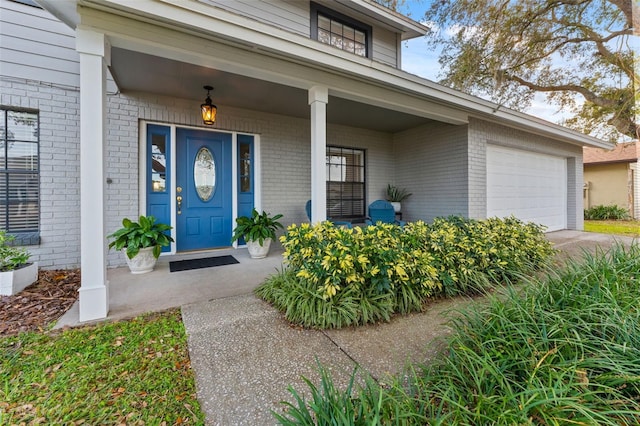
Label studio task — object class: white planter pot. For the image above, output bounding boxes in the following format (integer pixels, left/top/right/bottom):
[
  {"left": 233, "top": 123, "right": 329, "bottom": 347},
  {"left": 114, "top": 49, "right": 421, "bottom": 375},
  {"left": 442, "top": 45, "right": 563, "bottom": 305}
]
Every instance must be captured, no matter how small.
[
  {"left": 124, "top": 247, "right": 158, "bottom": 274},
  {"left": 390, "top": 202, "right": 401, "bottom": 213},
  {"left": 246, "top": 238, "right": 271, "bottom": 259},
  {"left": 0, "top": 262, "right": 38, "bottom": 296}
]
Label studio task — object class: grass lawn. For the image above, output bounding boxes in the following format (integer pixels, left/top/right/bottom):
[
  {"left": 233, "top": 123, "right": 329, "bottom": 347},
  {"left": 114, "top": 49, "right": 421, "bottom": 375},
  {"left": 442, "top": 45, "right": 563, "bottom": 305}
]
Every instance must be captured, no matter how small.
[
  {"left": 0, "top": 310, "right": 205, "bottom": 425},
  {"left": 584, "top": 219, "right": 640, "bottom": 237}
]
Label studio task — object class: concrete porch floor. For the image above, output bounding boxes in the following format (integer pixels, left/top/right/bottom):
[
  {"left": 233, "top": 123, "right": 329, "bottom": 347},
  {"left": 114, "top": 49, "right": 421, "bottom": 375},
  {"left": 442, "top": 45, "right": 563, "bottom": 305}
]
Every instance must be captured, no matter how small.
[
  {"left": 55, "top": 230, "right": 640, "bottom": 329},
  {"left": 55, "top": 247, "right": 284, "bottom": 328}
]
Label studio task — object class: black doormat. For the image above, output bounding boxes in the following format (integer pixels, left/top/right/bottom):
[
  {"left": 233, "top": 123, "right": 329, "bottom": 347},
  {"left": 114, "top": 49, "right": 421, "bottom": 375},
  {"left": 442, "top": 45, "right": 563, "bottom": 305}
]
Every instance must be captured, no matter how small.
[{"left": 169, "top": 255, "right": 239, "bottom": 272}]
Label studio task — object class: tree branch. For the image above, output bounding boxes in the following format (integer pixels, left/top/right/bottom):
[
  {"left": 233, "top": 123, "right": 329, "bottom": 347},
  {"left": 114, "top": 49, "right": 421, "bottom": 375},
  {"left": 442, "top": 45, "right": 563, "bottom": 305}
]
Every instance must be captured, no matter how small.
[{"left": 505, "top": 74, "right": 618, "bottom": 107}]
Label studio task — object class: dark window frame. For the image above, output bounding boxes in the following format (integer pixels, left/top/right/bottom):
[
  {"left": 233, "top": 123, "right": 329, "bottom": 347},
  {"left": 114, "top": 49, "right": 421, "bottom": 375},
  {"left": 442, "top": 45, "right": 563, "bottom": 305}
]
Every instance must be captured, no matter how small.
[
  {"left": 310, "top": 1, "right": 373, "bottom": 58},
  {"left": 0, "top": 106, "right": 41, "bottom": 246},
  {"left": 326, "top": 145, "right": 366, "bottom": 221}
]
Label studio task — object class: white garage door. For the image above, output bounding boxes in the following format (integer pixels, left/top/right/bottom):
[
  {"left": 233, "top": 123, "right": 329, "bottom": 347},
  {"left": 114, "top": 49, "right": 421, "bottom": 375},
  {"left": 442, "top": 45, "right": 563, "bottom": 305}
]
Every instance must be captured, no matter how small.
[{"left": 487, "top": 145, "right": 567, "bottom": 232}]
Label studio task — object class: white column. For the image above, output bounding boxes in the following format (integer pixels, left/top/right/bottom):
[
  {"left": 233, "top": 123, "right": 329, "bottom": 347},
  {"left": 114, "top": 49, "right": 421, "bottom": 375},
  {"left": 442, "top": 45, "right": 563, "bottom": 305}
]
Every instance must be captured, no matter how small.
[
  {"left": 76, "top": 28, "right": 110, "bottom": 322},
  {"left": 309, "top": 86, "right": 328, "bottom": 223}
]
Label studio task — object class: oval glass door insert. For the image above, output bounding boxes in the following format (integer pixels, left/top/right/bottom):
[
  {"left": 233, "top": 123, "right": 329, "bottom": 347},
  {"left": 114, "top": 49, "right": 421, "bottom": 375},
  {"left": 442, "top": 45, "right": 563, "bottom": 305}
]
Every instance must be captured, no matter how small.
[{"left": 194, "top": 147, "right": 216, "bottom": 201}]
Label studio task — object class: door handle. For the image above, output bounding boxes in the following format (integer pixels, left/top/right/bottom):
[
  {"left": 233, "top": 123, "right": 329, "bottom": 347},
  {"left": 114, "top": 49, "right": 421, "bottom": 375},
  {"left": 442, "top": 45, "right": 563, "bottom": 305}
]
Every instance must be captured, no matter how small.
[{"left": 176, "top": 195, "right": 182, "bottom": 215}]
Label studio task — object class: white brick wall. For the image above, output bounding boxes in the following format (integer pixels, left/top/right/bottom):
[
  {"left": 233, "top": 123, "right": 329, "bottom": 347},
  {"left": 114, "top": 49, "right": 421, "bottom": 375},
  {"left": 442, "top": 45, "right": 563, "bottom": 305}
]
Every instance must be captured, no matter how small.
[
  {"left": 393, "top": 122, "right": 469, "bottom": 222},
  {"left": 2, "top": 77, "right": 586, "bottom": 271},
  {"left": 103, "top": 91, "right": 394, "bottom": 266},
  {"left": 1, "top": 82, "right": 396, "bottom": 269},
  {"left": 1, "top": 77, "right": 81, "bottom": 269}
]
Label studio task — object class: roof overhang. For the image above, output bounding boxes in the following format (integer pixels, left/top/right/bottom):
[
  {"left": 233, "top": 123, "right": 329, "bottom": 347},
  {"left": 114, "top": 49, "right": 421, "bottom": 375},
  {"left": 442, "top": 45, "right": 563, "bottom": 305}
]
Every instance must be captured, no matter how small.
[
  {"left": 333, "top": 0, "right": 428, "bottom": 40},
  {"left": 36, "top": 0, "right": 612, "bottom": 148},
  {"left": 34, "top": 0, "right": 78, "bottom": 27}
]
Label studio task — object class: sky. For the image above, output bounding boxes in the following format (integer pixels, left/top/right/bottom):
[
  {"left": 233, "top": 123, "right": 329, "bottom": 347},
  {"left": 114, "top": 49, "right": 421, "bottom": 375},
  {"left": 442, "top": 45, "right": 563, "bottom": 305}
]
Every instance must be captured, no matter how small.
[{"left": 396, "top": 1, "right": 573, "bottom": 125}]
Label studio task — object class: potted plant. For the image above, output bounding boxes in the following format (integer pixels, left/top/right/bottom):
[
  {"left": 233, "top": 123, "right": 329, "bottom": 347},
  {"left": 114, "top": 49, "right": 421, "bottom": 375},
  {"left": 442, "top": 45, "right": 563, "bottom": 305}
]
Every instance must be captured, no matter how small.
[
  {"left": 231, "top": 209, "right": 283, "bottom": 259},
  {"left": 0, "top": 231, "right": 37, "bottom": 296},
  {"left": 386, "top": 184, "right": 412, "bottom": 213},
  {"left": 108, "top": 215, "right": 174, "bottom": 274}
]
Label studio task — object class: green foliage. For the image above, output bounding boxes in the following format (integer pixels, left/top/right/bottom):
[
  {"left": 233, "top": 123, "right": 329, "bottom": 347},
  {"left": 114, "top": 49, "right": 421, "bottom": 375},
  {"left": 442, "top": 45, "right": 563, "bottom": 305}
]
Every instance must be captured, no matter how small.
[
  {"left": 275, "top": 244, "right": 640, "bottom": 425},
  {"left": 584, "top": 204, "right": 630, "bottom": 220},
  {"left": 274, "top": 362, "right": 393, "bottom": 425},
  {"left": 424, "top": 0, "right": 638, "bottom": 139},
  {"left": 584, "top": 219, "right": 640, "bottom": 237},
  {"left": 385, "top": 184, "right": 412, "bottom": 202},
  {"left": 416, "top": 243, "right": 640, "bottom": 424},
  {"left": 0, "top": 310, "right": 204, "bottom": 424},
  {"left": 231, "top": 208, "right": 284, "bottom": 245},
  {"left": 256, "top": 216, "right": 554, "bottom": 329},
  {"left": 255, "top": 268, "right": 395, "bottom": 329},
  {"left": 0, "top": 230, "right": 30, "bottom": 271},
  {"left": 107, "top": 215, "right": 174, "bottom": 259}
]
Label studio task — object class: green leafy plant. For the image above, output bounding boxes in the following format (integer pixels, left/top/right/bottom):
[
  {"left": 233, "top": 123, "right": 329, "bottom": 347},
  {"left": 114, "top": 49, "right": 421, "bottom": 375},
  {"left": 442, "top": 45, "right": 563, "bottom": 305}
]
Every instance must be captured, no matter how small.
[
  {"left": 273, "top": 362, "right": 386, "bottom": 425},
  {"left": 584, "top": 204, "right": 630, "bottom": 220},
  {"left": 0, "top": 230, "right": 30, "bottom": 271},
  {"left": 385, "top": 184, "right": 412, "bottom": 202},
  {"left": 256, "top": 216, "right": 554, "bottom": 329},
  {"left": 231, "top": 208, "right": 284, "bottom": 245},
  {"left": 275, "top": 244, "right": 640, "bottom": 425},
  {"left": 107, "top": 215, "right": 174, "bottom": 259}
]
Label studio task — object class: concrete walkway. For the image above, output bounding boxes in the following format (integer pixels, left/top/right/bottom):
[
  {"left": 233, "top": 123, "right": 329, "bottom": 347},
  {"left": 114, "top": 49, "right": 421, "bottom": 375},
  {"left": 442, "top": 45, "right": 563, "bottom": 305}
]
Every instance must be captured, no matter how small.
[
  {"left": 182, "top": 293, "right": 463, "bottom": 425},
  {"left": 54, "top": 231, "right": 638, "bottom": 424},
  {"left": 182, "top": 230, "right": 638, "bottom": 425}
]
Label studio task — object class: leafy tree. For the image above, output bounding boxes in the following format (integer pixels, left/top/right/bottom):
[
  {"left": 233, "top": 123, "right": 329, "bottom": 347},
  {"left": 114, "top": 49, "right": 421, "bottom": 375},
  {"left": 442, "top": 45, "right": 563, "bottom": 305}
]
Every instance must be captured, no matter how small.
[{"left": 424, "top": 0, "right": 639, "bottom": 141}]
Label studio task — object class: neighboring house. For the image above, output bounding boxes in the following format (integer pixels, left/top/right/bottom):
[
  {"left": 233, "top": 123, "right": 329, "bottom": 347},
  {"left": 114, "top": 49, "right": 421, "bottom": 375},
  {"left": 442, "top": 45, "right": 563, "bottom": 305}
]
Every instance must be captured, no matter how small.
[
  {"left": 0, "top": 0, "right": 611, "bottom": 321},
  {"left": 583, "top": 141, "right": 639, "bottom": 218}
]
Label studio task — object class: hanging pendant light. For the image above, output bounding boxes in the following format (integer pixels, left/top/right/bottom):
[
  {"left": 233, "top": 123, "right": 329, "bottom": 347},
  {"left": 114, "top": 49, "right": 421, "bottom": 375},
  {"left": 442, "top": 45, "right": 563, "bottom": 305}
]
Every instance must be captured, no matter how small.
[{"left": 201, "top": 85, "right": 217, "bottom": 125}]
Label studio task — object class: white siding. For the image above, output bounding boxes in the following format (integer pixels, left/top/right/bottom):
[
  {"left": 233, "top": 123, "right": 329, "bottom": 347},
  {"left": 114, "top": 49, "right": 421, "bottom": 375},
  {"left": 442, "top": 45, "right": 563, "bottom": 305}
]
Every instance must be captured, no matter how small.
[
  {"left": 200, "top": 0, "right": 310, "bottom": 36},
  {"left": 198, "top": 0, "right": 398, "bottom": 67},
  {"left": 0, "top": 0, "right": 79, "bottom": 87},
  {"left": 372, "top": 26, "right": 398, "bottom": 67}
]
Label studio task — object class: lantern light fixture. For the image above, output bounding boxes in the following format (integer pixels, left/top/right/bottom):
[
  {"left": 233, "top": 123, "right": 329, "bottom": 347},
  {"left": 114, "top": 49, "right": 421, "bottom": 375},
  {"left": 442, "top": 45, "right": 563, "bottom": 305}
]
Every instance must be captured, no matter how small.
[{"left": 201, "top": 85, "right": 217, "bottom": 125}]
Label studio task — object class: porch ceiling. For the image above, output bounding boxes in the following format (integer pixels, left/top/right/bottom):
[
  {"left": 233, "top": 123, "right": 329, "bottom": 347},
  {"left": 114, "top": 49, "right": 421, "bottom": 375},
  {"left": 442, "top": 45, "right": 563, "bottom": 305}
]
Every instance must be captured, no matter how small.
[{"left": 110, "top": 48, "right": 432, "bottom": 133}]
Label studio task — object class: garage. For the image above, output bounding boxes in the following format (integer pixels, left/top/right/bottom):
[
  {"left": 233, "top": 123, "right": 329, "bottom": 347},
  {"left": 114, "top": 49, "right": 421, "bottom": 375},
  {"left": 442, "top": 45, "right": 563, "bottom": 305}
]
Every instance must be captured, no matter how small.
[{"left": 487, "top": 145, "right": 567, "bottom": 232}]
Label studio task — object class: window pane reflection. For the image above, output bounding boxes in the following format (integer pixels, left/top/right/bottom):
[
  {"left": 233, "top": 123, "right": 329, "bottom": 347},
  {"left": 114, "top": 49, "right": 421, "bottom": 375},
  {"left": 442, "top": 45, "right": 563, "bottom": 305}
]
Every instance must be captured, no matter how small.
[
  {"left": 240, "top": 143, "right": 251, "bottom": 193},
  {"left": 151, "top": 134, "right": 166, "bottom": 192}
]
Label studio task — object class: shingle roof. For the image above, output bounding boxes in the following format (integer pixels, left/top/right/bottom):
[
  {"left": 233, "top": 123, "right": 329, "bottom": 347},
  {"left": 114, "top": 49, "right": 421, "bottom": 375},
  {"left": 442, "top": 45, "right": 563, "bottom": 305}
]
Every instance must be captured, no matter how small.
[{"left": 583, "top": 141, "right": 638, "bottom": 164}]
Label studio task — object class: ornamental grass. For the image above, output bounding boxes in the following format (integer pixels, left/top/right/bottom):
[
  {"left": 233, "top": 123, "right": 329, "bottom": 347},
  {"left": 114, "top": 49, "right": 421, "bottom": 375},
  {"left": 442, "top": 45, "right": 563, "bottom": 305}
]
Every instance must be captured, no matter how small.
[
  {"left": 276, "top": 244, "right": 640, "bottom": 425},
  {"left": 255, "top": 215, "right": 554, "bottom": 329}
]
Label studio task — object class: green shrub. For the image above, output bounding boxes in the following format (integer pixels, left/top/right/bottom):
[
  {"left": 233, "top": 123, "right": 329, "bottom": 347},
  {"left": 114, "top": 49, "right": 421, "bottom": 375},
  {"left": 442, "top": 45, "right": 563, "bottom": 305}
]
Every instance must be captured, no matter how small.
[
  {"left": 584, "top": 204, "right": 630, "bottom": 220},
  {"left": 0, "top": 230, "right": 30, "bottom": 271},
  {"left": 416, "top": 243, "right": 640, "bottom": 424},
  {"left": 275, "top": 244, "right": 640, "bottom": 425},
  {"left": 256, "top": 216, "right": 554, "bottom": 329}
]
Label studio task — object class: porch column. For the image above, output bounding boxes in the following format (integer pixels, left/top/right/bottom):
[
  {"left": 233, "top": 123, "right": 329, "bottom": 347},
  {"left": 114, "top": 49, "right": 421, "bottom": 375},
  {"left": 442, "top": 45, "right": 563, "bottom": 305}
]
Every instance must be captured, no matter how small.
[
  {"left": 76, "top": 28, "right": 110, "bottom": 322},
  {"left": 309, "top": 86, "right": 328, "bottom": 223}
]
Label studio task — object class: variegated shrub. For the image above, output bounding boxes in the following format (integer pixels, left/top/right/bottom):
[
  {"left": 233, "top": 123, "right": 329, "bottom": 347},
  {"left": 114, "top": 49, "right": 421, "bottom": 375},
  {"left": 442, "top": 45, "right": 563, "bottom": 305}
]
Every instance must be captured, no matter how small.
[{"left": 256, "top": 216, "right": 555, "bottom": 328}]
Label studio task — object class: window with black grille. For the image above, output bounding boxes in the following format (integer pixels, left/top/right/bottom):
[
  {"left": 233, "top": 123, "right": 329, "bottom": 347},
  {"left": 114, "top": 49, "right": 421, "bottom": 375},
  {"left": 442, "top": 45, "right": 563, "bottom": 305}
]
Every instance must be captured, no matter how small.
[
  {"left": 0, "top": 108, "right": 40, "bottom": 245},
  {"left": 326, "top": 146, "right": 365, "bottom": 220},
  {"left": 311, "top": 2, "right": 372, "bottom": 58}
]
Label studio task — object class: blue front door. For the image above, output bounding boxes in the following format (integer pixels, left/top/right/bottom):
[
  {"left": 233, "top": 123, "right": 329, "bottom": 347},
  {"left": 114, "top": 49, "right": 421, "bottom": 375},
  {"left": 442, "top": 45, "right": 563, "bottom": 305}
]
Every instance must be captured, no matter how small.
[{"left": 176, "top": 129, "right": 232, "bottom": 251}]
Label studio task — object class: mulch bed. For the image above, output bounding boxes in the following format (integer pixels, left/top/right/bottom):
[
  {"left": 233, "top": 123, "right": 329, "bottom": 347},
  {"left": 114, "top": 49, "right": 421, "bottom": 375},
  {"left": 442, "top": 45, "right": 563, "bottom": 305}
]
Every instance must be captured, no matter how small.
[{"left": 0, "top": 269, "right": 80, "bottom": 337}]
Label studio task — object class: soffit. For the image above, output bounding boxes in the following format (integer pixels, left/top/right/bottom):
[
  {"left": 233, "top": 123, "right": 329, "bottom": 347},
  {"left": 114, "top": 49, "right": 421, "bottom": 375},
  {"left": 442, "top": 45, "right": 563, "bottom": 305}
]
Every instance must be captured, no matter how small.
[{"left": 110, "top": 48, "right": 431, "bottom": 133}]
